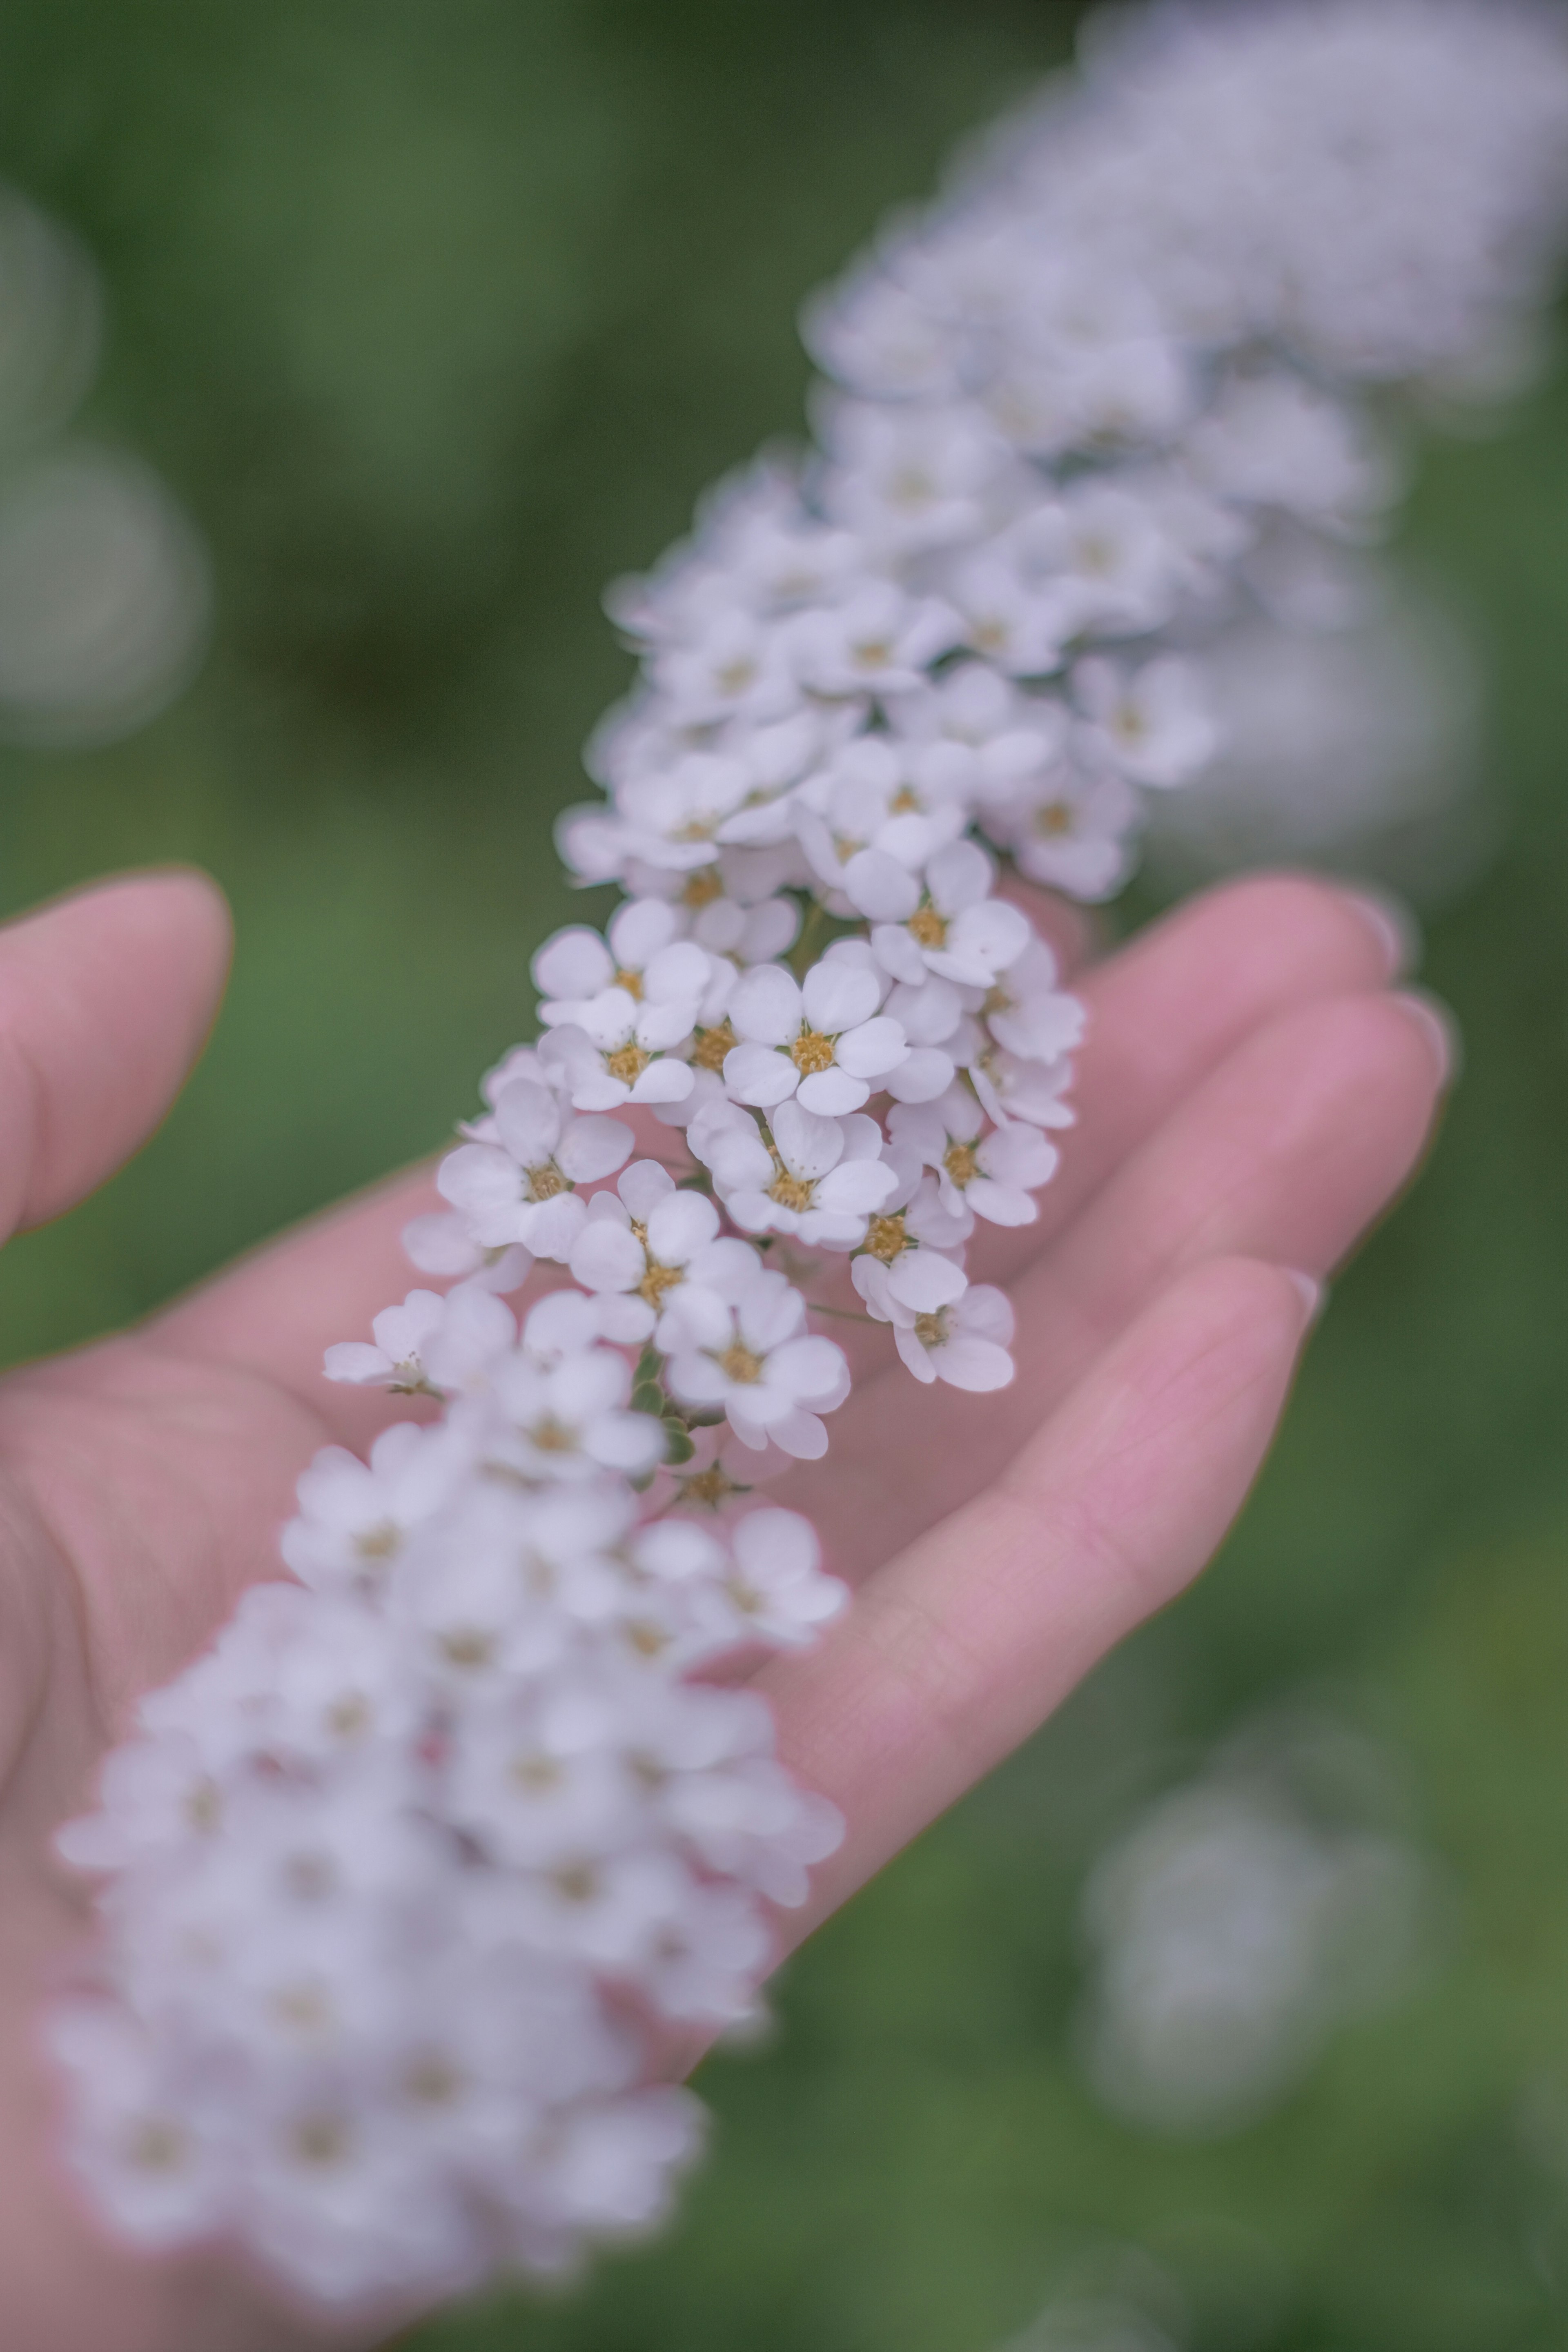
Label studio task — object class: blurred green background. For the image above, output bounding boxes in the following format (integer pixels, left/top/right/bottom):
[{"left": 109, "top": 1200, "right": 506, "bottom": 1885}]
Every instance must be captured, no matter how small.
[{"left": 5, "top": 4, "right": 1568, "bottom": 2348}]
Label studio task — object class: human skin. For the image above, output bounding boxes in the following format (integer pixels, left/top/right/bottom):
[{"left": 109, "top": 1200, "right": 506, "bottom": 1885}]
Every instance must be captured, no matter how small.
[{"left": 0, "top": 866, "right": 1446, "bottom": 2350}]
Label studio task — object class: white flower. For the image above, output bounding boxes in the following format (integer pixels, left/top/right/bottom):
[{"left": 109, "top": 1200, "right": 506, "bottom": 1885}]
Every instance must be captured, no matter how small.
[
  {"left": 851, "top": 1232, "right": 967, "bottom": 1325},
  {"left": 664, "top": 1266, "right": 850, "bottom": 1458},
  {"left": 534, "top": 898, "right": 711, "bottom": 1024},
  {"left": 695, "top": 1096, "right": 898, "bottom": 1248},
  {"left": 889, "top": 1082, "right": 1058, "bottom": 1227},
  {"left": 707, "top": 1508, "right": 849, "bottom": 1646},
  {"left": 1074, "top": 654, "right": 1219, "bottom": 790},
  {"left": 566, "top": 1160, "right": 731, "bottom": 1346},
  {"left": 886, "top": 1279, "right": 1016, "bottom": 1390},
  {"left": 323, "top": 1282, "right": 517, "bottom": 1398},
  {"left": 786, "top": 580, "right": 961, "bottom": 700},
  {"left": 817, "top": 397, "right": 1015, "bottom": 553},
  {"left": 538, "top": 994, "right": 699, "bottom": 1112},
  {"left": 278, "top": 1421, "right": 467, "bottom": 1594},
  {"left": 437, "top": 1078, "right": 633, "bottom": 1260},
  {"left": 863, "top": 838, "right": 1030, "bottom": 989},
  {"left": 400, "top": 1209, "right": 532, "bottom": 1295},
  {"left": 722, "top": 954, "right": 907, "bottom": 1115},
  {"left": 1186, "top": 369, "right": 1396, "bottom": 528},
  {"left": 981, "top": 936, "right": 1087, "bottom": 1065},
  {"left": 980, "top": 748, "right": 1143, "bottom": 899},
  {"left": 478, "top": 1342, "right": 669, "bottom": 1486}
]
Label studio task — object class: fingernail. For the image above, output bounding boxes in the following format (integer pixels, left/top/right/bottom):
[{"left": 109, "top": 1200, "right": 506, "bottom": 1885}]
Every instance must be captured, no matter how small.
[
  {"left": 1394, "top": 988, "right": 1461, "bottom": 1087},
  {"left": 1283, "top": 1267, "right": 1325, "bottom": 1327},
  {"left": 1340, "top": 884, "right": 1420, "bottom": 980}
]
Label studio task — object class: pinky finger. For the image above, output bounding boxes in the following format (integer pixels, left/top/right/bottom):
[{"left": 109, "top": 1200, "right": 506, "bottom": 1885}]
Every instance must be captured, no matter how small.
[{"left": 760, "top": 1255, "right": 1318, "bottom": 1943}]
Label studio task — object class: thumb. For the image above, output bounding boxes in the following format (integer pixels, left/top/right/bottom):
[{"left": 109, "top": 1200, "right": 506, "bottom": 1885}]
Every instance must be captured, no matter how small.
[{"left": 0, "top": 870, "right": 232, "bottom": 1241}]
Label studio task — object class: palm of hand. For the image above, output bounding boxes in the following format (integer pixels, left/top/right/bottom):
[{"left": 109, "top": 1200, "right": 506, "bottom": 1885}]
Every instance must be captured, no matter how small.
[{"left": 0, "top": 869, "right": 1444, "bottom": 2352}]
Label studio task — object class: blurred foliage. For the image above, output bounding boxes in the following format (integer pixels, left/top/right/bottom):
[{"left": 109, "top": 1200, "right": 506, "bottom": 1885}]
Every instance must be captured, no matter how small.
[{"left": 2, "top": 5, "right": 1568, "bottom": 2348}]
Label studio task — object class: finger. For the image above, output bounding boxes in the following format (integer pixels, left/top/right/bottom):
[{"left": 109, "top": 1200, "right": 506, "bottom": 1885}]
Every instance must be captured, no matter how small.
[
  {"left": 0, "top": 873, "right": 231, "bottom": 1243},
  {"left": 763, "top": 1256, "right": 1315, "bottom": 1942},
  {"left": 790, "top": 985, "right": 1448, "bottom": 1562},
  {"left": 967, "top": 869, "right": 1409, "bottom": 1289}
]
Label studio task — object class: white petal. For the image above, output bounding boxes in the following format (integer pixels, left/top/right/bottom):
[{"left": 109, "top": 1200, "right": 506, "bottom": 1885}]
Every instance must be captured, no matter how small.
[
  {"left": 801, "top": 957, "right": 882, "bottom": 1035},
  {"left": 645, "top": 1189, "right": 720, "bottom": 1263},
  {"left": 637, "top": 998, "right": 701, "bottom": 1053},
  {"left": 882, "top": 1047, "right": 954, "bottom": 1103},
  {"left": 607, "top": 896, "right": 680, "bottom": 967},
  {"left": 886, "top": 1251, "right": 968, "bottom": 1313},
  {"left": 926, "top": 837, "right": 992, "bottom": 915},
  {"left": 730, "top": 962, "right": 804, "bottom": 1047},
  {"left": 767, "top": 1333, "right": 849, "bottom": 1406},
  {"left": 757, "top": 1407, "right": 829, "bottom": 1460},
  {"left": 644, "top": 941, "right": 713, "bottom": 1004},
  {"left": 493, "top": 1078, "right": 563, "bottom": 1167},
  {"left": 815, "top": 1158, "right": 898, "bottom": 1214},
  {"left": 731, "top": 1508, "right": 820, "bottom": 1581},
  {"left": 518, "top": 1191, "right": 590, "bottom": 1258},
  {"left": 893, "top": 1323, "right": 938, "bottom": 1382},
  {"left": 796, "top": 1066, "right": 869, "bottom": 1116},
  {"left": 842, "top": 848, "right": 920, "bottom": 922},
  {"left": 630, "top": 1059, "right": 696, "bottom": 1104},
  {"left": 771, "top": 1096, "right": 846, "bottom": 1180},
  {"left": 833, "top": 1013, "right": 908, "bottom": 1079},
  {"left": 932, "top": 1335, "right": 1013, "bottom": 1391},
  {"left": 870, "top": 923, "right": 929, "bottom": 986},
  {"left": 557, "top": 1115, "right": 636, "bottom": 1182},
  {"left": 960, "top": 1283, "right": 1015, "bottom": 1344},
  {"left": 617, "top": 1159, "right": 677, "bottom": 1223},
  {"left": 533, "top": 927, "right": 615, "bottom": 1000},
  {"left": 963, "top": 1176, "right": 1037, "bottom": 1227},
  {"left": 722, "top": 1041, "right": 799, "bottom": 1108},
  {"left": 947, "top": 898, "right": 1030, "bottom": 972},
  {"left": 568, "top": 1220, "right": 647, "bottom": 1294}
]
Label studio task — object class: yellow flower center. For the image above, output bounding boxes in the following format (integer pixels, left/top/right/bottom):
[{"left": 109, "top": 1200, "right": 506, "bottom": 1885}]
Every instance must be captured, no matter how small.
[
  {"left": 679, "top": 1466, "right": 744, "bottom": 1508},
  {"left": 292, "top": 2115, "right": 351, "bottom": 2168},
  {"left": 767, "top": 1172, "right": 815, "bottom": 1213},
  {"left": 510, "top": 1751, "right": 562, "bottom": 1793},
  {"left": 354, "top": 1521, "right": 401, "bottom": 1561},
  {"left": 863, "top": 1212, "right": 908, "bottom": 1264},
  {"left": 944, "top": 1139, "right": 981, "bottom": 1188},
  {"left": 526, "top": 1161, "right": 570, "bottom": 1201},
  {"left": 405, "top": 2056, "right": 463, "bottom": 2108},
  {"left": 326, "top": 1694, "right": 371, "bottom": 1740},
  {"left": 637, "top": 1260, "right": 686, "bottom": 1308},
  {"left": 552, "top": 1862, "right": 599, "bottom": 1904},
  {"left": 907, "top": 904, "right": 948, "bottom": 949},
  {"left": 185, "top": 1779, "right": 221, "bottom": 1834},
  {"left": 790, "top": 1028, "right": 836, "bottom": 1075},
  {"left": 604, "top": 1043, "right": 651, "bottom": 1087},
  {"left": 682, "top": 866, "right": 724, "bottom": 908},
  {"left": 613, "top": 967, "right": 644, "bottom": 1001},
  {"left": 530, "top": 1417, "right": 577, "bottom": 1453},
  {"left": 913, "top": 1310, "right": 949, "bottom": 1348},
  {"left": 440, "top": 1630, "right": 496, "bottom": 1671},
  {"left": 889, "top": 784, "right": 922, "bottom": 813},
  {"left": 691, "top": 1017, "right": 737, "bottom": 1072},
  {"left": 127, "top": 2120, "right": 185, "bottom": 2173},
  {"left": 719, "top": 1342, "right": 765, "bottom": 1384}
]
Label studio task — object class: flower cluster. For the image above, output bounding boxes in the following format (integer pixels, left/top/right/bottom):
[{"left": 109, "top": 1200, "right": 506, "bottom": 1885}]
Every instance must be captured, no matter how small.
[
  {"left": 51, "top": 1282, "right": 849, "bottom": 2305},
  {"left": 561, "top": 0, "right": 1568, "bottom": 911},
  {"left": 51, "top": 0, "right": 1568, "bottom": 2319}
]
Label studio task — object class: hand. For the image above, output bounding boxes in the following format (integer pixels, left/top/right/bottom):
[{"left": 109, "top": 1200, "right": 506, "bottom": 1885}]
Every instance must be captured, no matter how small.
[{"left": 0, "top": 868, "right": 1446, "bottom": 2351}]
